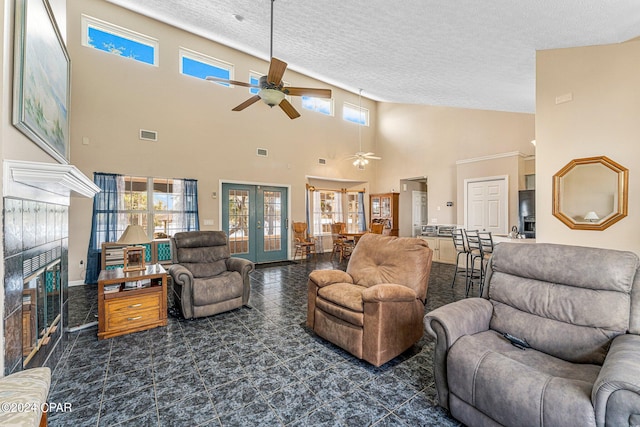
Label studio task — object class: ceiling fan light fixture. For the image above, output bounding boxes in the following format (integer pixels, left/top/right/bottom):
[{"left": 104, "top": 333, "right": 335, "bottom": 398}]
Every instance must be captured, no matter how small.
[
  {"left": 258, "top": 88, "right": 285, "bottom": 107},
  {"left": 353, "top": 156, "right": 368, "bottom": 169}
]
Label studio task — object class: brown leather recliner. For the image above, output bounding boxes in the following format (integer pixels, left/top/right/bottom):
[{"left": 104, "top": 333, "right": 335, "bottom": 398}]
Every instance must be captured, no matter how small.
[
  {"left": 169, "top": 231, "right": 254, "bottom": 319},
  {"left": 307, "top": 233, "right": 433, "bottom": 366}
]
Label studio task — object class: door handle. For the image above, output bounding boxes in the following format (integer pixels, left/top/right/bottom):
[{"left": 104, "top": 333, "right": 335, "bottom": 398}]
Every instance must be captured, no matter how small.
[
  {"left": 285, "top": 218, "right": 288, "bottom": 229},
  {"left": 257, "top": 220, "right": 262, "bottom": 229}
]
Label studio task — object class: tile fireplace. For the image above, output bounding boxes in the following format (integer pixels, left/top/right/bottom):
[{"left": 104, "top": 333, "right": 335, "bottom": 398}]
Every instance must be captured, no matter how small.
[{"left": 2, "top": 160, "right": 98, "bottom": 375}]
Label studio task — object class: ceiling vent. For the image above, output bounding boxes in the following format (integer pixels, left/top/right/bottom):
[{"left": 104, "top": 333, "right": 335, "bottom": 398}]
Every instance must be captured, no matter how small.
[
  {"left": 318, "top": 158, "right": 326, "bottom": 165},
  {"left": 139, "top": 129, "right": 157, "bottom": 141},
  {"left": 256, "top": 148, "right": 268, "bottom": 157}
]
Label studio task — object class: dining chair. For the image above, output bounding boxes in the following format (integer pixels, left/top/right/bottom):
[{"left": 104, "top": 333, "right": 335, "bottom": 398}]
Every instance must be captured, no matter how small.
[
  {"left": 330, "top": 223, "right": 353, "bottom": 262},
  {"left": 370, "top": 222, "right": 384, "bottom": 234},
  {"left": 292, "top": 221, "right": 316, "bottom": 261}
]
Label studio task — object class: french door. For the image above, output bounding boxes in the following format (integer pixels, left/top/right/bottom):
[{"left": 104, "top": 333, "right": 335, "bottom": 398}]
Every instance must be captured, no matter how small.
[{"left": 221, "top": 183, "right": 288, "bottom": 263}]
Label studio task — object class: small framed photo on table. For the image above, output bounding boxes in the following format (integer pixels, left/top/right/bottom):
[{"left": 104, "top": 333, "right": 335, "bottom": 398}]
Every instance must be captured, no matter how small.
[{"left": 123, "top": 246, "right": 146, "bottom": 272}]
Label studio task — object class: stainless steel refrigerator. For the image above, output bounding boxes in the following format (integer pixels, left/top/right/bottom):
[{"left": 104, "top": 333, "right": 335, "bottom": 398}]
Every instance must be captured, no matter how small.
[{"left": 518, "top": 190, "right": 536, "bottom": 238}]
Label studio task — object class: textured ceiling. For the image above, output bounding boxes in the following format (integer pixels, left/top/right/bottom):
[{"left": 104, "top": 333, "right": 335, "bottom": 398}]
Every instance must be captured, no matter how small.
[{"left": 105, "top": 0, "right": 640, "bottom": 113}]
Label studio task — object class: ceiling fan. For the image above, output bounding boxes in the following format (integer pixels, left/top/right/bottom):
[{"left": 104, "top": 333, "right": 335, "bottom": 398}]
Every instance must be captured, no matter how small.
[
  {"left": 205, "top": 0, "right": 331, "bottom": 119},
  {"left": 346, "top": 89, "right": 381, "bottom": 169}
]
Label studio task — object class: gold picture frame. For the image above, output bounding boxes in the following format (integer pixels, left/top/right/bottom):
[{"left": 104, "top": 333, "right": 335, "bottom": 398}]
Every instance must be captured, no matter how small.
[
  {"left": 552, "top": 156, "right": 628, "bottom": 231},
  {"left": 123, "top": 246, "right": 146, "bottom": 272},
  {"left": 13, "top": 0, "right": 70, "bottom": 164}
]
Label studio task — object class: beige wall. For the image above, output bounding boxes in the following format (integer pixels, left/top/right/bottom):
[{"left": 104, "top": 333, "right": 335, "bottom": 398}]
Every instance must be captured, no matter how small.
[
  {"left": 66, "top": 0, "right": 379, "bottom": 281},
  {"left": 376, "top": 103, "right": 535, "bottom": 228},
  {"left": 65, "top": 1, "right": 538, "bottom": 280},
  {"left": 536, "top": 40, "right": 640, "bottom": 254}
]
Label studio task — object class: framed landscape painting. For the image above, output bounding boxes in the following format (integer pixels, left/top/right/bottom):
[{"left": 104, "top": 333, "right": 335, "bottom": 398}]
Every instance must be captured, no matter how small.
[{"left": 13, "top": 0, "right": 70, "bottom": 164}]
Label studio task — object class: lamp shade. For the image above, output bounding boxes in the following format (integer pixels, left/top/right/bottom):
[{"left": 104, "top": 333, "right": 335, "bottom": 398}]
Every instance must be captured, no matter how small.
[
  {"left": 584, "top": 211, "right": 600, "bottom": 222},
  {"left": 117, "top": 225, "right": 151, "bottom": 244},
  {"left": 258, "top": 88, "right": 285, "bottom": 107}
]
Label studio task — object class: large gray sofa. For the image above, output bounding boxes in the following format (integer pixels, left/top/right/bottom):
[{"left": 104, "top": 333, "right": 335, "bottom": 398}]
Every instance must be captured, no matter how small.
[{"left": 424, "top": 242, "right": 640, "bottom": 427}]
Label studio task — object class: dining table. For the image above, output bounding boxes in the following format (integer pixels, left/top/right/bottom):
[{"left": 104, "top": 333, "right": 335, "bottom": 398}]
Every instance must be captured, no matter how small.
[{"left": 339, "top": 231, "right": 367, "bottom": 245}]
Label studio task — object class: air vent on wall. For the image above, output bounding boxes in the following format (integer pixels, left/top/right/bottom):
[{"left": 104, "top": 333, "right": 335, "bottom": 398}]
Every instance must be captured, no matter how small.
[
  {"left": 139, "top": 129, "right": 157, "bottom": 141},
  {"left": 318, "top": 158, "right": 326, "bottom": 165},
  {"left": 256, "top": 148, "right": 268, "bottom": 157}
]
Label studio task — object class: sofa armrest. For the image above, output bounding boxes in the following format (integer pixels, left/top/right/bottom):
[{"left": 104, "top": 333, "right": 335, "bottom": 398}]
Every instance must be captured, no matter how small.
[
  {"left": 226, "top": 257, "right": 255, "bottom": 277},
  {"left": 423, "top": 298, "right": 493, "bottom": 410},
  {"left": 424, "top": 298, "right": 493, "bottom": 349},
  {"left": 308, "top": 270, "right": 353, "bottom": 288},
  {"left": 362, "top": 283, "right": 416, "bottom": 303},
  {"left": 0, "top": 367, "right": 51, "bottom": 427},
  {"left": 226, "top": 257, "right": 254, "bottom": 305},
  {"left": 169, "top": 264, "right": 194, "bottom": 316},
  {"left": 592, "top": 333, "right": 640, "bottom": 427},
  {"left": 169, "top": 264, "right": 193, "bottom": 287}
]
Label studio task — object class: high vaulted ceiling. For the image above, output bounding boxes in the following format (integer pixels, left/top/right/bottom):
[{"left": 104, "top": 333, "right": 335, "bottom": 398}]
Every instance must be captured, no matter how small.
[{"left": 106, "top": 0, "right": 640, "bottom": 113}]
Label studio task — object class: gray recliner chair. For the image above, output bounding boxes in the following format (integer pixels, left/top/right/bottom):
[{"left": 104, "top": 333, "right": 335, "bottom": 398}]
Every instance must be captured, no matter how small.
[
  {"left": 425, "top": 242, "right": 640, "bottom": 427},
  {"left": 169, "top": 231, "right": 254, "bottom": 319}
]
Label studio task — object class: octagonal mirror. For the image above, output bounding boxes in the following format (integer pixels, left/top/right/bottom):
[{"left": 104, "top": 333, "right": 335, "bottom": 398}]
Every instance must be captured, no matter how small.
[{"left": 553, "top": 156, "right": 628, "bottom": 230}]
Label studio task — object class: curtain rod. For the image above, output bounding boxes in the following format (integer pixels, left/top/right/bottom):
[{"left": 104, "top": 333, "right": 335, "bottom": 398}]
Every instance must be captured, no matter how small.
[{"left": 306, "top": 184, "right": 366, "bottom": 193}]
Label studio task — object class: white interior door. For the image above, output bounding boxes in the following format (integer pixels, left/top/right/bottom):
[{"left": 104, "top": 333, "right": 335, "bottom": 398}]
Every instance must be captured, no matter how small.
[
  {"left": 465, "top": 177, "right": 508, "bottom": 234},
  {"left": 412, "top": 191, "right": 427, "bottom": 237}
]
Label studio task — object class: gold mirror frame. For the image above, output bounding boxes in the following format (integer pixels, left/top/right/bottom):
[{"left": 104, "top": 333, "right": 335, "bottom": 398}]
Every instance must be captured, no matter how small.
[{"left": 553, "top": 156, "right": 628, "bottom": 230}]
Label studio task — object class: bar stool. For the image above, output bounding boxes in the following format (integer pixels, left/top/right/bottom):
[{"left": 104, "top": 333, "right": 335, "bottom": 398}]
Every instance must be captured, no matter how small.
[
  {"left": 465, "top": 230, "right": 482, "bottom": 297},
  {"left": 450, "top": 229, "right": 470, "bottom": 289},
  {"left": 467, "top": 230, "right": 494, "bottom": 296},
  {"left": 476, "top": 231, "right": 494, "bottom": 295}
]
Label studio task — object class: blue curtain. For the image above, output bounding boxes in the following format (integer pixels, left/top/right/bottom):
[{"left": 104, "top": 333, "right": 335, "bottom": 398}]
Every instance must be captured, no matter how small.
[
  {"left": 358, "top": 192, "right": 366, "bottom": 232},
  {"left": 85, "top": 173, "right": 121, "bottom": 284},
  {"left": 183, "top": 179, "right": 200, "bottom": 231}
]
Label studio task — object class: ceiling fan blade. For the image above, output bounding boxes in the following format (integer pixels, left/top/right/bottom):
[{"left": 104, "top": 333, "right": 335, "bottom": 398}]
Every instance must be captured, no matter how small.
[
  {"left": 284, "top": 87, "right": 332, "bottom": 98},
  {"left": 279, "top": 99, "right": 300, "bottom": 119},
  {"left": 267, "top": 57, "right": 288, "bottom": 85},
  {"left": 232, "top": 95, "right": 261, "bottom": 111},
  {"left": 366, "top": 156, "right": 382, "bottom": 160},
  {"left": 205, "top": 76, "right": 258, "bottom": 88}
]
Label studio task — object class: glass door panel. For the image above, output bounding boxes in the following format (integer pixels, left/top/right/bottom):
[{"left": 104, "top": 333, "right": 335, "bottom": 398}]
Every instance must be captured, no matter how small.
[
  {"left": 257, "top": 188, "right": 287, "bottom": 262},
  {"left": 224, "top": 186, "right": 253, "bottom": 257}
]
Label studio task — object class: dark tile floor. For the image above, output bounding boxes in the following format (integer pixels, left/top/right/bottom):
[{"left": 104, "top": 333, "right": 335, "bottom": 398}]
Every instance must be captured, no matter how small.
[{"left": 50, "top": 254, "right": 468, "bottom": 426}]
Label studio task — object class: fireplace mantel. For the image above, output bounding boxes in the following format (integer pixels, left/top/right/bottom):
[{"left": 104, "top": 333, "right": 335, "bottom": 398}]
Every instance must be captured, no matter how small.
[{"left": 3, "top": 160, "right": 99, "bottom": 204}]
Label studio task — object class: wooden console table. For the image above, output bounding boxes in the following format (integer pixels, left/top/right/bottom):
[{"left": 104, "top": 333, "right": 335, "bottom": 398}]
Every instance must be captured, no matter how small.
[{"left": 97, "top": 264, "right": 167, "bottom": 340}]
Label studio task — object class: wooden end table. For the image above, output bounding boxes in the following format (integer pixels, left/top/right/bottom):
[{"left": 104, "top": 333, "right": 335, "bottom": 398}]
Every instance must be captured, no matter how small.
[{"left": 97, "top": 264, "right": 168, "bottom": 340}]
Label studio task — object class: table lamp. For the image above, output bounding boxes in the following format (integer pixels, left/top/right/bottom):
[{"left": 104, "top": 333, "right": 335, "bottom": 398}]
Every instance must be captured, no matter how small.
[
  {"left": 584, "top": 211, "right": 599, "bottom": 223},
  {"left": 117, "top": 225, "right": 151, "bottom": 272}
]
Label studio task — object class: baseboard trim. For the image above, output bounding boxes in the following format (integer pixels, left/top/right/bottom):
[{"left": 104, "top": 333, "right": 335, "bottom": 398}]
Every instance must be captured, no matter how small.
[{"left": 69, "top": 280, "right": 85, "bottom": 287}]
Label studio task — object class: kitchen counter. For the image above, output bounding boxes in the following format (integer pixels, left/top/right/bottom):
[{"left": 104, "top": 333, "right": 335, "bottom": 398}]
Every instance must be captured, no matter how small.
[{"left": 493, "top": 234, "right": 536, "bottom": 244}]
